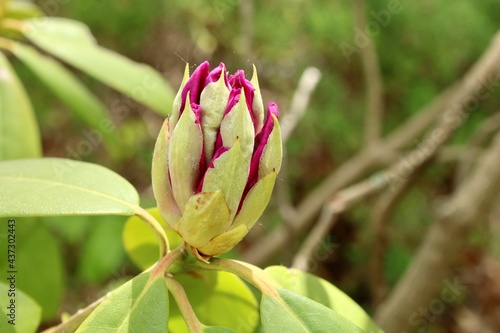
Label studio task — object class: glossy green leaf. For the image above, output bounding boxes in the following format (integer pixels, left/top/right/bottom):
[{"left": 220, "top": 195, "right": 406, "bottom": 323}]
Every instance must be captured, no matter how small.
[
  {"left": 0, "top": 218, "right": 65, "bottom": 320},
  {"left": 168, "top": 271, "right": 259, "bottom": 333},
  {"left": 23, "top": 18, "right": 174, "bottom": 115},
  {"left": 123, "top": 208, "right": 182, "bottom": 271},
  {"left": 76, "top": 273, "right": 169, "bottom": 333},
  {"left": 261, "top": 288, "right": 366, "bottom": 333},
  {"left": 0, "top": 158, "right": 140, "bottom": 217},
  {"left": 0, "top": 281, "right": 42, "bottom": 333},
  {"left": 12, "top": 43, "right": 112, "bottom": 136},
  {"left": 0, "top": 51, "right": 41, "bottom": 160},
  {"left": 264, "top": 266, "right": 383, "bottom": 333}
]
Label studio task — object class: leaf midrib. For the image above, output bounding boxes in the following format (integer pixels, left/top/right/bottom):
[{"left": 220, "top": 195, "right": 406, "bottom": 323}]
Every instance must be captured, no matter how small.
[
  {"left": 116, "top": 277, "right": 161, "bottom": 333},
  {"left": 266, "top": 293, "right": 310, "bottom": 333}
]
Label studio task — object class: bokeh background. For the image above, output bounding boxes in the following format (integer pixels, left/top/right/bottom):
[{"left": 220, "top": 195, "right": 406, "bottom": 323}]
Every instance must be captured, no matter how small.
[{"left": 3, "top": 0, "right": 500, "bottom": 332}]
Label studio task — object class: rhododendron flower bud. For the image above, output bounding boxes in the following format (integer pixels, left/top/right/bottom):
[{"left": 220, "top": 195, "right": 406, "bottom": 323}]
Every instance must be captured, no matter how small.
[{"left": 152, "top": 61, "right": 282, "bottom": 261}]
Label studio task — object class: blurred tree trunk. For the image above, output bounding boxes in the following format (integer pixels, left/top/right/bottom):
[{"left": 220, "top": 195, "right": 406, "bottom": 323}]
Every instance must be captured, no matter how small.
[{"left": 374, "top": 129, "right": 500, "bottom": 333}]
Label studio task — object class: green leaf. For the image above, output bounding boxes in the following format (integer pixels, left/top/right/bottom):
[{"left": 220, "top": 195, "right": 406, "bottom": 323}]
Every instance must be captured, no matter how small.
[
  {"left": 261, "top": 288, "right": 366, "bottom": 333},
  {"left": 0, "top": 158, "right": 140, "bottom": 217},
  {"left": 123, "top": 208, "right": 183, "bottom": 271},
  {"left": 0, "top": 51, "right": 41, "bottom": 160},
  {"left": 77, "top": 216, "right": 127, "bottom": 283},
  {"left": 168, "top": 271, "right": 259, "bottom": 333},
  {"left": 23, "top": 18, "right": 174, "bottom": 115},
  {"left": 76, "top": 273, "right": 169, "bottom": 333},
  {"left": 0, "top": 316, "right": 15, "bottom": 333},
  {"left": 0, "top": 282, "right": 42, "bottom": 333},
  {"left": 0, "top": 218, "right": 65, "bottom": 320},
  {"left": 42, "top": 216, "right": 92, "bottom": 245},
  {"left": 12, "top": 43, "right": 113, "bottom": 137},
  {"left": 264, "top": 266, "right": 383, "bottom": 333}
]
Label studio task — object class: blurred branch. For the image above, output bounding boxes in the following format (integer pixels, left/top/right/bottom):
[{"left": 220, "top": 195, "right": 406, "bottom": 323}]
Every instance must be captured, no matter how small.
[
  {"left": 274, "top": 67, "right": 322, "bottom": 260},
  {"left": 273, "top": 152, "right": 298, "bottom": 264},
  {"left": 293, "top": 93, "right": 465, "bottom": 272},
  {"left": 292, "top": 207, "right": 339, "bottom": 271},
  {"left": 292, "top": 113, "right": 437, "bottom": 273},
  {"left": 375, "top": 129, "right": 500, "bottom": 333},
  {"left": 369, "top": 160, "right": 428, "bottom": 307},
  {"left": 352, "top": 0, "right": 385, "bottom": 145},
  {"left": 438, "top": 145, "right": 483, "bottom": 163},
  {"left": 333, "top": 32, "right": 500, "bottom": 292},
  {"left": 242, "top": 31, "right": 500, "bottom": 266},
  {"left": 242, "top": 84, "right": 456, "bottom": 265},
  {"left": 275, "top": 66, "right": 322, "bottom": 232},
  {"left": 456, "top": 111, "right": 500, "bottom": 181},
  {"left": 468, "top": 111, "right": 500, "bottom": 146},
  {"left": 280, "top": 66, "right": 322, "bottom": 143},
  {"left": 292, "top": 173, "right": 387, "bottom": 270},
  {"left": 275, "top": 151, "right": 298, "bottom": 224}
]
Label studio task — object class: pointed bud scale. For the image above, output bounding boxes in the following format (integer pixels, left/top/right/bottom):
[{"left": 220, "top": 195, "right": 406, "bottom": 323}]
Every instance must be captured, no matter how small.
[
  {"left": 219, "top": 90, "right": 255, "bottom": 161},
  {"left": 151, "top": 118, "right": 182, "bottom": 229},
  {"left": 250, "top": 65, "right": 265, "bottom": 132},
  {"left": 198, "top": 224, "right": 248, "bottom": 257},
  {"left": 178, "top": 191, "right": 230, "bottom": 248},
  {"left": 258, "top": 103, "right": 282, "bottom": 178},
  {"left": 200, "top": 63, "right": 230, "bottom": 163},
  {"left": 169, "top": 64, "right": 190, "bottom": 130},
  {"left": 152, "top": 62, "right": 282, "bottom": 260},
  {"left": 168, "top": 96, "right": 203, "bottom": 211},
  {"left": 202, "top": 141, "right": 248, "bottom": 220}
]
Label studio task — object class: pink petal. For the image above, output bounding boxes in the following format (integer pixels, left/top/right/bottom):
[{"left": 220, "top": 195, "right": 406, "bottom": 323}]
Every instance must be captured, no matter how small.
[
  {"left": 224, "top": 87, "right": 242, "bottom": 116},
  {"left": 190, "top": 103, "right": 207, "bottom": 187},
  {"left": 229, "top": 70, "right": 255, "bottom": 114},
  {"left": 205, "top": 62, "right": 230, "bottom": 88},
  {"left": 180, "top": 61, "right": 210, "bottom": 112}
]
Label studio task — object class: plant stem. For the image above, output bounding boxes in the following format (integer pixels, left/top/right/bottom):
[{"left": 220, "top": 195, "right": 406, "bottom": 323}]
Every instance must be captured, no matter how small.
[
  {"left": 150, "top": 245, "right": 186, "bottom": 278},
  {"left": 164, "top": 277, "right": 203, "bottom": 333},
  {"left": 135, "top": 206, "right": 170, "bottom": 258},
  {"left": 194, "top": 257, "right": 279, "bottom": 297}
]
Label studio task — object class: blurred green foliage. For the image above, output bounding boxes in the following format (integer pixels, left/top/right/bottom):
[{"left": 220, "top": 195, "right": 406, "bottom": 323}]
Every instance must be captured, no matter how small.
[{"left": 3, "top": 0, "right": 499, "bottom": 329}]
